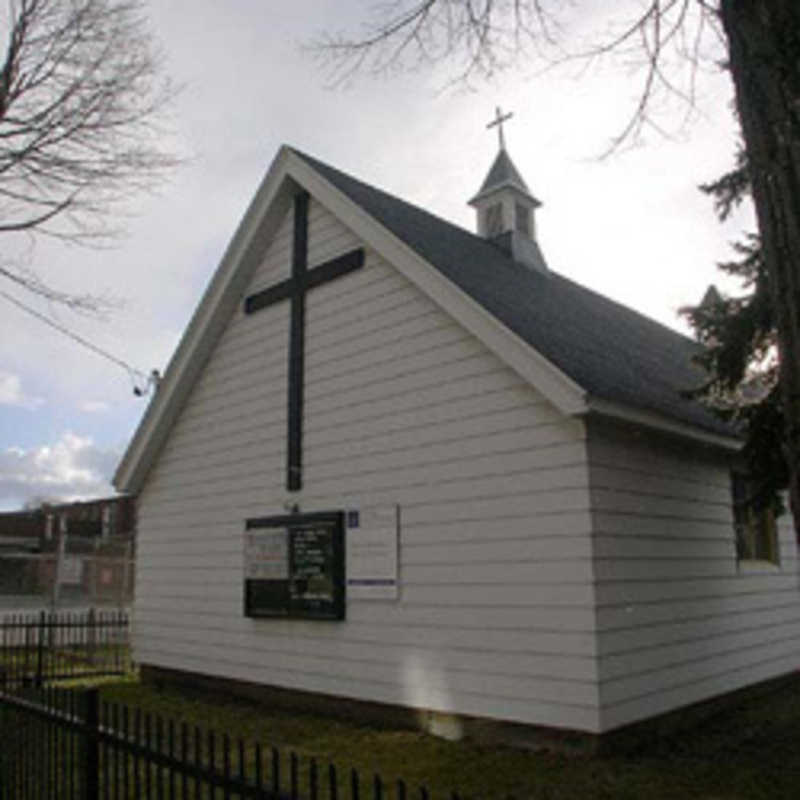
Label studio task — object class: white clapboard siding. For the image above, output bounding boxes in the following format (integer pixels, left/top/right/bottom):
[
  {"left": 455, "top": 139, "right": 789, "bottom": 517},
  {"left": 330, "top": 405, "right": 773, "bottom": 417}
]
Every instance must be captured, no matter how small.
[
  {"left": 587, "top": 421, "right": 800, "bottom": 732},
  {"left": 134, "top": 602, "right": 598, "bottom": 641},
  {"left": 134, "top": 196, "right": 601, "bottom": 733}
]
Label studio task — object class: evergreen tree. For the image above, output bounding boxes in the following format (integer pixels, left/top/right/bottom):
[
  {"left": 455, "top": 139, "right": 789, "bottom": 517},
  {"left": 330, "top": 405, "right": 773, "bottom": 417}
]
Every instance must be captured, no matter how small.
[{"left": 683, "top": 154, "right": 788, "bottom": 515}]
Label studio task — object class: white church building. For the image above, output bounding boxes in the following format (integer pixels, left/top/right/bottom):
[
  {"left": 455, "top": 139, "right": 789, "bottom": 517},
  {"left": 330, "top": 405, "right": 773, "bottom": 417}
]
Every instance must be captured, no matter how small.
[{"left": 114, "top": 132, "right": 800, "bottom": 739}]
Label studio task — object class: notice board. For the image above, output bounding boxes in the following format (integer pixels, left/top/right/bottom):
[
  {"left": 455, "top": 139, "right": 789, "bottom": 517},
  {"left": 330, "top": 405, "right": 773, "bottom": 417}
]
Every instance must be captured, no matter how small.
[
  {"left": 243, "top": 511, "right": 345, "bottom": 620},
  {"left": 346, "top": 505, "right": 399, "bottom": 600}
]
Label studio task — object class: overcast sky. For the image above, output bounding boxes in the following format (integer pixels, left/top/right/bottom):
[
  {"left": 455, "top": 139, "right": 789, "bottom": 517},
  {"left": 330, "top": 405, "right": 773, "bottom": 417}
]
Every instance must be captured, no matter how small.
[{"left": 0, "top": 1, "right": 753, "bottom": 511}]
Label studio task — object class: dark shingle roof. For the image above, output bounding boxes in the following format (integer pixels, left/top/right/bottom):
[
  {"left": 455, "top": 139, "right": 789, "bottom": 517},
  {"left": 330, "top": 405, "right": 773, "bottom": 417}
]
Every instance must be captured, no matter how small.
[{"left": 293, "top": 149, "right": 733, "bottom": 439}]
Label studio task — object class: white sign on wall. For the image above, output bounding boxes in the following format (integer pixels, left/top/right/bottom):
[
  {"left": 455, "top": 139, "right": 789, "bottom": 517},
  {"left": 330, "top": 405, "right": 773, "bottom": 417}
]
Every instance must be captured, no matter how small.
[
  {"left": 346, "top": 505, "right": 399, "bottom": 600},
  {"left": 60, "top": 556, "right": 83, "bottom": 585}
]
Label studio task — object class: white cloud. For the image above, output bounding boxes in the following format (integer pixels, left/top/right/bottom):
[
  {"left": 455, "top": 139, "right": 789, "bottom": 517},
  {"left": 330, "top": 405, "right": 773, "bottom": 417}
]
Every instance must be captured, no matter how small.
[
  {"left": 80, "top": 400, "right": 110, "bottom": 414},
  {"left": 0, "top": 432, "right": 120, "bottom": 510},
  {"left": 0, "top": 371, "right": 44, "bottom": 409}
]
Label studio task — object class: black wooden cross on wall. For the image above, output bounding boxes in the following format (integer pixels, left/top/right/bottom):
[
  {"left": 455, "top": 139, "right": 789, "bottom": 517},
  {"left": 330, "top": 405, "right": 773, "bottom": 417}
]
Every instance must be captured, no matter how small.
[{"left": 244, "top": 191, "right": 365, "bottom": 492}]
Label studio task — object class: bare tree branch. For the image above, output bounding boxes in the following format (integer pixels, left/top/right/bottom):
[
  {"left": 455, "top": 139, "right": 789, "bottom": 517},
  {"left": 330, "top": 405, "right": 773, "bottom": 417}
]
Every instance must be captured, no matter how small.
[
  {"left": 0, "top": 0, "right": 178, "bottom": 311},
  {"left": 0, "top": 0, "right": 178, "bottom": 244},
  {"left": 0, "top": 261, "right": 117, "bottom": 313},
  {"left": 310, "top": 0, "right": 723, "bottom": 153}
]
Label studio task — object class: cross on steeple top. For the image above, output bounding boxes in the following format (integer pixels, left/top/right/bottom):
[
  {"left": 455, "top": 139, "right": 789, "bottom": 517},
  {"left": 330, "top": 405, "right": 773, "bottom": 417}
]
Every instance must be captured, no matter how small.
[{"left": 487, "top": 106, "right": 513, "bottom": 151}]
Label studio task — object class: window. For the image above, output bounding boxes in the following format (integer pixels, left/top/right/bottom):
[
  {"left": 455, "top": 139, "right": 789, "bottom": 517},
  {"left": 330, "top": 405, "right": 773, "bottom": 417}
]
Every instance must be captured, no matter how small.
[
  {"left": 515, "top": 202, "right": 531, "bottom": 237},
  {"left": 484, "top": 203, "right": 503, "bottom": 237},
  {"left": 732, "top": 473, "right": 779, "bottom": 564}
]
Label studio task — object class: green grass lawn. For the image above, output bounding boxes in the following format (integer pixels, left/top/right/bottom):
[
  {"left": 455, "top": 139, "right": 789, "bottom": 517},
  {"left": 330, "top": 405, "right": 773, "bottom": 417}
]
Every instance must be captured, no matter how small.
[
  {"left": 97, "top": 676, "right": 800, "bottom": 800},
  {"left": 0, "top": 643, "right": 130, "bottom": 684}
]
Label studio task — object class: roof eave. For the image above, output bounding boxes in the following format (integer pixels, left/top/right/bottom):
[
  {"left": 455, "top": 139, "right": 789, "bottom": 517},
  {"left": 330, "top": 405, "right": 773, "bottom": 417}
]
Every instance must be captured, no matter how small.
[
  {"left": 584, "top": 397, "right": 743, "bottom": 452},
  {"left": 468, "top": 181, "right": 542, "bottom": 208}
]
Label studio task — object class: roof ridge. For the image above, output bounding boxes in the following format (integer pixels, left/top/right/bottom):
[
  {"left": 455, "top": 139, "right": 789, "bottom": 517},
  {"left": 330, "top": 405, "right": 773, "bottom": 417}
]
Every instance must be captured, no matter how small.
[{"left": 291, "top": 146, "right": 525, "bottom": 256}]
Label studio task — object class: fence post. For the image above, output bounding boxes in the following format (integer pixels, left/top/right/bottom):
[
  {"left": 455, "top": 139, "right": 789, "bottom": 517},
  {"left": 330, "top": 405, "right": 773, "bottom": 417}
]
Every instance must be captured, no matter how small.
[
  {"left": 84, "top": 689, "right": 100, "bottom": 800},
  {"left": 0, "top": 687, "right": 5, "bottom": 799},
  {"left": 87, "top": 607, "right": 97, "bottom": 666},
  {"left": 35, "top": 610, "right": 45, "bottom": 688},
  {"left": 122, "top": 540, "right": 134, "bottom": 607},
  {"left": 52, "top": 531, "right": 67, "bottom": 610}
]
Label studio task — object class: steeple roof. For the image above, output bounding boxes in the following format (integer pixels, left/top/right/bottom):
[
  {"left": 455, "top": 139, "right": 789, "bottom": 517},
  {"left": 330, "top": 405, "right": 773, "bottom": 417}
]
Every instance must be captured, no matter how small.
[{"left": 469, "top": 148, "right": 541, "bottom": 207}]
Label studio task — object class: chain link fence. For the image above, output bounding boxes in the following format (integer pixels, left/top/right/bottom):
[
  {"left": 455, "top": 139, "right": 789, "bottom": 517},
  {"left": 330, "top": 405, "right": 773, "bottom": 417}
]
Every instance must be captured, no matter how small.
[{"left": 0, "top": 534, "right": 134, "bottom": 612}]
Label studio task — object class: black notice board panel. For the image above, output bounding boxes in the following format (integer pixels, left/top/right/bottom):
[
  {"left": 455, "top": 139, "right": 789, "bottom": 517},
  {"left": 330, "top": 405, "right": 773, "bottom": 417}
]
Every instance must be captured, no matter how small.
[{"left": 244, "top": 511, "right": 345, "bottom": 620}]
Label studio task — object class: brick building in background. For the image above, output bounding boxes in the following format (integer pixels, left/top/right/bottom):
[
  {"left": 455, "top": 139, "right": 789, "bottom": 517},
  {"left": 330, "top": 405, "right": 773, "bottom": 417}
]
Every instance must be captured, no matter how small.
[
  {"left": 0, "top": 496, "right": 136, "bottom": 549},
  {"left": 0, "top": 496, "right": 136, "bottom": 607}
]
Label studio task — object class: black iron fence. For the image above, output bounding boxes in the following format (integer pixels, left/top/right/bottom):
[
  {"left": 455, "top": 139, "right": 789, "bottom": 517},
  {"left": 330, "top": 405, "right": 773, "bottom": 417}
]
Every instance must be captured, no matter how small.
[
  {"left": 0, "top": 686, "right": 456, "bottom": 800},
  {"left": 0, "top": 610, "right": 130, "bottom": 688}
]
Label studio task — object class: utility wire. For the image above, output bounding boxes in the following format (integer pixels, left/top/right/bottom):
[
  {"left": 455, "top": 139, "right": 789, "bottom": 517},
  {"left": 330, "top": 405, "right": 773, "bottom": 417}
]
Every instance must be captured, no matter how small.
[{"left": 0, "top": 289, "right": 150, "bottom": 390}]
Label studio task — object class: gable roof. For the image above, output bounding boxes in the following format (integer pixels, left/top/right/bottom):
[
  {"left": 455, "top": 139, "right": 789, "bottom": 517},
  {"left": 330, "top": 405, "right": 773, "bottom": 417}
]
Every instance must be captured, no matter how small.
[
  {"left": 292, "top": 148, "right": 733, "bottom": 441},
  {"left": 115, "top": 145, "right": 736, "bottom": 494}
]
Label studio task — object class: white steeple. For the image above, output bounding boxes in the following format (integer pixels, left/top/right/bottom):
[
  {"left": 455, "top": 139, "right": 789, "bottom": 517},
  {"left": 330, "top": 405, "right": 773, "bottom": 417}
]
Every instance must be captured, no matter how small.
[{"left": 469, "top": 107, "right": 548, "bottom": 273}]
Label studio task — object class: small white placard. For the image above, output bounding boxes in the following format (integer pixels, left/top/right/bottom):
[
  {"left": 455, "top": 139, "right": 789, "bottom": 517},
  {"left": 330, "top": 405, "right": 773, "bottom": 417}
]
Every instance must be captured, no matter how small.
[
  {"left": 346, "top": 506, "right": 399, "bottom": 600},
  {"left": 244, "top": 529, "right": 289, "bottom": 580},
  {"left": 60, "top": 556, "right": 83, "bottom": 585}
]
